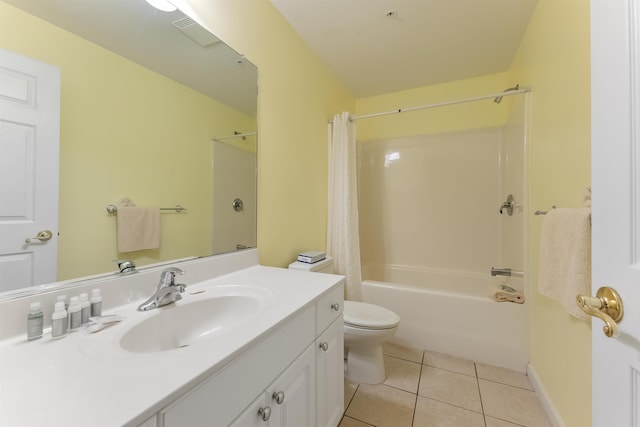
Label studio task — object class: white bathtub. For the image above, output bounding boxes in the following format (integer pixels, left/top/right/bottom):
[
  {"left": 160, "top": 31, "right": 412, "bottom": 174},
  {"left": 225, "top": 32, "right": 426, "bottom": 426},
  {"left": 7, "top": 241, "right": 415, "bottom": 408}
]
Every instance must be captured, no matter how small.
[{"left": 361, "top": 265, "right": 529, "bottom": 372}]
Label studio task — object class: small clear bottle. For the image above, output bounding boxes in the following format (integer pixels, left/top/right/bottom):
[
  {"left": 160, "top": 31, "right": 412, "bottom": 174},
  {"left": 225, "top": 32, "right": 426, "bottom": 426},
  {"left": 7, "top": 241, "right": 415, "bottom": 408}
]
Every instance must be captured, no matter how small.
[
  {"left": 51, "top": 301, "right": 68, "bottom": 339},
  {"left": 68, "top": 296, "right": 81, "bottom": 332},
  {"left": 79, "top": 293, "right": 90, "bottom": 324},
  {"left": 90, "top": 289, "right": 102, "bottom": 317},
  {"left": 27, "top": 302, "right": 43, "bottom": 341}
]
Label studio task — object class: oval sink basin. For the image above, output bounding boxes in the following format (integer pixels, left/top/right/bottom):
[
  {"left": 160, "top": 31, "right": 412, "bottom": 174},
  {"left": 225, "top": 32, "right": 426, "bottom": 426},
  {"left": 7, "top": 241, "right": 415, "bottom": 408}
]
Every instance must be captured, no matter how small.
[{"left": 120, "top": 295, "right": 262, "bottom": 353}]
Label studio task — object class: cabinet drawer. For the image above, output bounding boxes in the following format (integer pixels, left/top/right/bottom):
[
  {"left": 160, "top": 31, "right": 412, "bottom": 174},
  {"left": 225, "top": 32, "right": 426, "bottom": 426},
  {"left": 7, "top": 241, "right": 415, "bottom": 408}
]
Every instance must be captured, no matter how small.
[{"left": 317, "top": 282, "right": 344, "bottom": 335}]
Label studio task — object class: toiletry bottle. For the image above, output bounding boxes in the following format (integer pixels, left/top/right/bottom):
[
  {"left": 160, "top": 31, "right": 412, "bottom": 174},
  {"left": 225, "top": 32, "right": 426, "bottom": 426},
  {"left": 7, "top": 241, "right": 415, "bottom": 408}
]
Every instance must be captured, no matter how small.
[
  {"left": 68, "top": 296, "right": 81, "bottom": 332},
  {"left": 27, "top": 302, "right": 43, "bottom": 341},
  {"left": 51, "top": 301, "right": 68, "bottom": 339},
  {"left": 56, "top": 294, "right": 68, "bottom": 311},
  {"left": 90, "top": 289, "right": 102, "bottom": 317},
  {"left": 79, "top": 293, "right": 90, "bottom": 324}
]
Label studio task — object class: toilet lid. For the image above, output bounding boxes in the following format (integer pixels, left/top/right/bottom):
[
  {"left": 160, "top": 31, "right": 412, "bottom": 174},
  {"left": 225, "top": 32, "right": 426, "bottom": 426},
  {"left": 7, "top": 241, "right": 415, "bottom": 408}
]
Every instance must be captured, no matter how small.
[{"left": 343, "top": 301, "right": 400, "bottom": 329}]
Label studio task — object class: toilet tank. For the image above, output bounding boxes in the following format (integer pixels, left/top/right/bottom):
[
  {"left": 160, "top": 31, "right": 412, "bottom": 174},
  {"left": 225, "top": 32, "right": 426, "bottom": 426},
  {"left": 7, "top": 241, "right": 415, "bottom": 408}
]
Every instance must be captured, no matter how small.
[{"left": 288, "top": 256, "right": 334, "bottom": 274}]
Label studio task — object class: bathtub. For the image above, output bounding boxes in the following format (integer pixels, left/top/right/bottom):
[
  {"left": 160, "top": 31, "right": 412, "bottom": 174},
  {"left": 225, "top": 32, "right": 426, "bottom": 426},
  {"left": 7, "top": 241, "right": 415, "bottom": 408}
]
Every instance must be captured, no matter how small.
[{"left": 361, "top": 265, "right": 529, "bottom": 372}]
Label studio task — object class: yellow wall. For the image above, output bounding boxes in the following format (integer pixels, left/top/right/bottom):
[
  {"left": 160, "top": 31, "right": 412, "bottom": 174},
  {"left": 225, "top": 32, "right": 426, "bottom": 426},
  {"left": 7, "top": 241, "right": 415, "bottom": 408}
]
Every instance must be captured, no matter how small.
[
  {"left": 509, "top": 0, "right": 592, "bottom": 426},
  {"left": 0, "top": 2, "right": 256, "bottom": 279},
  {"left": 181, "top": 0, "right": 355, "bottom": 267},
  {"left": 355, "top": 72, "right": 512, "bottom": 141}
]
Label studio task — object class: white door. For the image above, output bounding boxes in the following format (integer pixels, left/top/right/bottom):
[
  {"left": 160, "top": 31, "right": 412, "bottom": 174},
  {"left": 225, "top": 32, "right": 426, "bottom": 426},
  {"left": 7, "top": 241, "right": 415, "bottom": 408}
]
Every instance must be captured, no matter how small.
[
  {"left": 592, "top": 0, "right": 640, "bottom": 425},
  {"left": 0, "top": 49, "right": 60, "bottom": 292}
]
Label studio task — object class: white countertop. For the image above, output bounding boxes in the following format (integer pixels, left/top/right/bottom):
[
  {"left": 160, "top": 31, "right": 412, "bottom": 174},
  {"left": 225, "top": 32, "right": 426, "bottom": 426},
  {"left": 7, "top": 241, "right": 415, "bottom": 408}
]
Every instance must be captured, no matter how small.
[{"left": 0, "top": 264, "right": 343, "bottom": 426}]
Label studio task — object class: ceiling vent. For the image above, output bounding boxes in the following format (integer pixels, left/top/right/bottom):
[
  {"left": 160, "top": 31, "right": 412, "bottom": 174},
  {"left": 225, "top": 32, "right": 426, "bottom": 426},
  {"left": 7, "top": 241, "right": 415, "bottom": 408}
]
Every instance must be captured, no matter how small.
[{"left": 172, "top": 17, "right": 220, "bottom": 47}]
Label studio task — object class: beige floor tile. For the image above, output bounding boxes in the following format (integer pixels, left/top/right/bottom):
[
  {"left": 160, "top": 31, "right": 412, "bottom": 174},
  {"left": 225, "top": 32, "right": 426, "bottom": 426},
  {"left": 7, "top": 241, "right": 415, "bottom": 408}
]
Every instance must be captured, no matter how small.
[
  {"left": 485, "top": 416, "right": 524, "bottom": 427},
  {"left": 423, "top": 350, "right": 476, "bottom": 376},
  {"left": 383, "top": 356, "right": 422, "bottom": 393},
  {"left": 480, "top": 379, "right": 551, "bottom": 426},
  {"left": 344, "top": 380, "right": 359, "bottom": 410},
  {"left": 339, "top": 415, "right": 375, "bottom": 427},
  {"left": 413, "top": 396, "right": 484, "bottom": 427},
  {"left": 345, "top": 383, "right": 416, "bottom": 427},
  {"left": 418, "top": 366, "right": 482, "bottom": 412},
  {"left": 383, "top": 342, "right": 424, "bottom": 363},
  {"left": 476, "top": 363, "right": 533, "bottom": 390}
]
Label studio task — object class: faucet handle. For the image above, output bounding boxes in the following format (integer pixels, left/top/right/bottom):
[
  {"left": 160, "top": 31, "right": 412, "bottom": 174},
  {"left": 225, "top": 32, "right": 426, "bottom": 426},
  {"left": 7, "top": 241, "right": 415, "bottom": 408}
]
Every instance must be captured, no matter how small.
[{"left": 159, "top": 267, "right": 185, "bottom": 286}]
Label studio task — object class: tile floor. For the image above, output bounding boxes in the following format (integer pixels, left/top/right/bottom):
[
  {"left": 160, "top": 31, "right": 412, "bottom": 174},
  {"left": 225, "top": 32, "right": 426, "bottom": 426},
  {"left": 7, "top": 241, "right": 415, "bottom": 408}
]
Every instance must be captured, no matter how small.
[{"left": 340, "top": 343, "right": 551, "bottom": 427}]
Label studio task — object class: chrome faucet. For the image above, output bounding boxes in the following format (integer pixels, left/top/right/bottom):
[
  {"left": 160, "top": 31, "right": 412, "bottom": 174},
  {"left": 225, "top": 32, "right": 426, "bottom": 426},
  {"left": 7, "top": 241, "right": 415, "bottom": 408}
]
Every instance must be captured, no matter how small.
[
  {"left": 137, "top": 267, "right": 186, "bottom": 311},
  {"left": 491, "top": 267, "right": 512, "bottom": 277}
]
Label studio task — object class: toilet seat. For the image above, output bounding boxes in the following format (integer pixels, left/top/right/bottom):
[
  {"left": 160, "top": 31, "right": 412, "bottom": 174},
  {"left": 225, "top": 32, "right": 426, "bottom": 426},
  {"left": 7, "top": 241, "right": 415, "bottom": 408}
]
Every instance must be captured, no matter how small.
[{"left": 343, "top": 301, "right": 400, "bottom": 330}]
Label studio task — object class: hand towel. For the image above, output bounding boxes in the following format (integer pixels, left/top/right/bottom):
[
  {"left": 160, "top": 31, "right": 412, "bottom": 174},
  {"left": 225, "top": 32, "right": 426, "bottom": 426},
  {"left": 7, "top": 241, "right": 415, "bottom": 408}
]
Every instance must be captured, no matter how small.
[
  {"left": 116, "top": 198, "right": 160, "bottom": 253},
  {"left": 493, "top": 284, "right": 525, "bottom": 304},
  {"left": 538, "top": 207, "right": 591, "bottom": 320}
]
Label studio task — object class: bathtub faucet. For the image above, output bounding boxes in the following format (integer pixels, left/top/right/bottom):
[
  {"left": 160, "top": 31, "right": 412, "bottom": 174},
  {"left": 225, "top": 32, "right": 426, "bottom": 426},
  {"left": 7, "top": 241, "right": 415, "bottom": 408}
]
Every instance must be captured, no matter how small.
[{"left": 491, "top": 267, "right": 512, "bottom": 277}]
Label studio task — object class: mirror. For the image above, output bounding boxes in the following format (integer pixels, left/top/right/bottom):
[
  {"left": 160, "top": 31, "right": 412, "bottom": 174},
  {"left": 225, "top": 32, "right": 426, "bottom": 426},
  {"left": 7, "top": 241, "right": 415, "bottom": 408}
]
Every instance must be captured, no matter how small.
[{"left": 0, "top": 0, "right": 258, "bottom": 298}]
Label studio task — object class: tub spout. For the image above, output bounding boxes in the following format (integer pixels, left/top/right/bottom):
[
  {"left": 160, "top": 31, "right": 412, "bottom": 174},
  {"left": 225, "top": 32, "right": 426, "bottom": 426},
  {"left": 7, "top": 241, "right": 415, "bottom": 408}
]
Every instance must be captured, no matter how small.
[{"left": 491, "top": 267, "right": 512, "bottom": 277}]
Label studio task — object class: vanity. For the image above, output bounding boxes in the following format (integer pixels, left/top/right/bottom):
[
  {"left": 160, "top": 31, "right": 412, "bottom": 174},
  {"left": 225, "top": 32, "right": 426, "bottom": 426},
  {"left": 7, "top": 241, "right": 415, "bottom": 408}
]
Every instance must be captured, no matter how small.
[{"left": 0, "top": 250, "right": 345, "bottom": 427}]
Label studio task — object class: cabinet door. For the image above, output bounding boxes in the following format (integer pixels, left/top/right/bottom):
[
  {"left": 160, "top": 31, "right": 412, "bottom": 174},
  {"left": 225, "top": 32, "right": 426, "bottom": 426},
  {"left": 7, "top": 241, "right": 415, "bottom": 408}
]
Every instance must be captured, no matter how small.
[
  {"left": 230, "top": 392, "right": 269, "bottom": 427},
  {"left": 268, "top": 344, "right": 316, "bottom": 427},
  {"left": 316, "top": 317, "right": 344, "bottom": 427}
]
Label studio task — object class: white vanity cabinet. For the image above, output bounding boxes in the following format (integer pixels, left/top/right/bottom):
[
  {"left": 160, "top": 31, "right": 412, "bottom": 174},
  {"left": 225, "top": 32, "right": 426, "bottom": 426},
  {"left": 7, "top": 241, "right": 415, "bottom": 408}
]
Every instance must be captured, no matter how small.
[
  {"left": 156, "top": 281, "right": 344, "bottom": 427},
  {"left": 232, "top": 344, "right": 315, "bottom": 427},
  {"left": 315, "top": 284, "right": 345, "bottom": 427}
]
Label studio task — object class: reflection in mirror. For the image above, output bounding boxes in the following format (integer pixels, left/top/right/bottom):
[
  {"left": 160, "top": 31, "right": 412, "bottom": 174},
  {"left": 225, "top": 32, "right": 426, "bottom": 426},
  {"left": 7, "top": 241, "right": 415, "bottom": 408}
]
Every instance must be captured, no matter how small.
[{"left": 0, "top": 0, "right": 258, "bottom": 298}]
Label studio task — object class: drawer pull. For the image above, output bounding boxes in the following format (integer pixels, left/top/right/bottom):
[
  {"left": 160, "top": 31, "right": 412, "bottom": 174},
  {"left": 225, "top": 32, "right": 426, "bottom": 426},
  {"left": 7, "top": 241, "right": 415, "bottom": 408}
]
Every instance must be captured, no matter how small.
[
  {"left": 272, "top": 390, "right": 285, "bottom": 404},
  {"left": 319, "top": 341, "right": 329, "bottom": 351},
  {"left": 331, "top": 303, "right": 340, "bottom": 311},
  {"left": 257, "top": 406, "right": 271, "bottom": 421}
]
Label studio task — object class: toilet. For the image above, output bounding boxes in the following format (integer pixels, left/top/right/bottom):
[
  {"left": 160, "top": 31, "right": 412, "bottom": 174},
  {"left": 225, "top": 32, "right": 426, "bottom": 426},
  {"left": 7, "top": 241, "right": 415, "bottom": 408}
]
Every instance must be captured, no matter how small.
[{"left": 288, "top": 256, "right": 400, "bottom": 384}]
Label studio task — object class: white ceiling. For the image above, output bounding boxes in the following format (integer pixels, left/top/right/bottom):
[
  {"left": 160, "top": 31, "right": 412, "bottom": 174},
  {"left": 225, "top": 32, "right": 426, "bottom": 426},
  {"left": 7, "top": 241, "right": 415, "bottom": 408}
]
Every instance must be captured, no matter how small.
[
  {"left": 6, "top": 0, "right": 258, "bottom": 116},
  {"left": 270, "top": 0, "right": 538, "bottom": 98}
]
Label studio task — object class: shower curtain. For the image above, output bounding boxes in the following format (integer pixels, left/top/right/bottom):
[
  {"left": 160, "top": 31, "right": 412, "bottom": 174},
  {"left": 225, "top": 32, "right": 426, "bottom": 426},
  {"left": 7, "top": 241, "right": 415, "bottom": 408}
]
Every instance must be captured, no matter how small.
[{"left": 327, "top": 112, "right": 362, "bottom": 300}]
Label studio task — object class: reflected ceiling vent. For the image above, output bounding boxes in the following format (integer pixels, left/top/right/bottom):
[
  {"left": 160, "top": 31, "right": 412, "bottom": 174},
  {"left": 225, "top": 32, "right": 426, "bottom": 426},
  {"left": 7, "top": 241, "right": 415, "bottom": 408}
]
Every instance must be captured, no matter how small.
[{"left": 172, "top": 17, "right": 221, "bottom": 47}]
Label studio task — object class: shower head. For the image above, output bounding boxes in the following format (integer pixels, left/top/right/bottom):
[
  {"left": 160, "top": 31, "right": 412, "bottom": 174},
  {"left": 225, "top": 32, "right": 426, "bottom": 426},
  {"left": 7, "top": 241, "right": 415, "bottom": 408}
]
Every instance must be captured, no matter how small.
[{"left": 493, "top": 84, "right": 520, "bottom": 104}]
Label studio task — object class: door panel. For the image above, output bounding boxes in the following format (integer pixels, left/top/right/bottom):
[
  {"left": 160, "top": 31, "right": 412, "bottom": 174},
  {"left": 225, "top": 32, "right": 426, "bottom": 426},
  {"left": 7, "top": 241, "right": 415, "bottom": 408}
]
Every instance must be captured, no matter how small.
[
  {"left": 591, "top": 0, "right": 640, "bottom": 425},
  {"left": 0, "top": 48, "right": 60, "bottom": 291}
]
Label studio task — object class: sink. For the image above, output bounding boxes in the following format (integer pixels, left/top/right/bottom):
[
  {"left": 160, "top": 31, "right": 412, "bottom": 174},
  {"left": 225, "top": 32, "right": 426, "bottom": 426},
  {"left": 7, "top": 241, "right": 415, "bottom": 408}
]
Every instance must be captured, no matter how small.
[{"left": 120, "top": 295, "right": 262, "bottom": 353}]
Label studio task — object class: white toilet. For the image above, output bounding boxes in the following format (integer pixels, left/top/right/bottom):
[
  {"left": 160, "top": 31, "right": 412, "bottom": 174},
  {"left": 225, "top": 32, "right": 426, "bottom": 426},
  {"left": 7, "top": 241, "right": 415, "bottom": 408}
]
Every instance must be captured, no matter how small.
[{"left": 289, "top": 256, "right": 400, "bottom": 384}]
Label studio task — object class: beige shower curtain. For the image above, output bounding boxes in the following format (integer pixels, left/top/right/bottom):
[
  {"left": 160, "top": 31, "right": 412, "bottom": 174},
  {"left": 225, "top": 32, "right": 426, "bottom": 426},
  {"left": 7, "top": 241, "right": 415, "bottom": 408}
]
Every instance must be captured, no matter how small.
[{"left": 327, "top": 112, "right": 362, "bottom": 301}]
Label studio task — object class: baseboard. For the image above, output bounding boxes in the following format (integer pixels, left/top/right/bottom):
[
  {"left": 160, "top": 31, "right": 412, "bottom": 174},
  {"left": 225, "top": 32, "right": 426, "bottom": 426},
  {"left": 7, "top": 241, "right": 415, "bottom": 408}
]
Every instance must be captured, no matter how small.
[{"left": 527, "top": 363, "right": 566, "bottom": 427}]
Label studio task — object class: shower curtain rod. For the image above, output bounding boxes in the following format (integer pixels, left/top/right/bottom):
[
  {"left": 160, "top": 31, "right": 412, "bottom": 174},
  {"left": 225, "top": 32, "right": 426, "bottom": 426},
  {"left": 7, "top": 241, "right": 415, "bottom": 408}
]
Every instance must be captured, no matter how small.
[
  {"left": 211, "top": 131, "right": 256, "bottom": 142},
  {"left": 330, "top": 88, "right": 530, "bottom": 123}
]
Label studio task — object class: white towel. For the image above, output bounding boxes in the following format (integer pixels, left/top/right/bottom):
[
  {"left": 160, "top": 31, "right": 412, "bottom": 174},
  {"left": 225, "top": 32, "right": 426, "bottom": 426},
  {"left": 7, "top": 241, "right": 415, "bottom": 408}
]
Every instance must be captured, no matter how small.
[
  {"left": 538, "top": 207, "right": 591, "bottom": 320},
  {"left": 116, "top": 198, "right": 160, "bottom": 253}
]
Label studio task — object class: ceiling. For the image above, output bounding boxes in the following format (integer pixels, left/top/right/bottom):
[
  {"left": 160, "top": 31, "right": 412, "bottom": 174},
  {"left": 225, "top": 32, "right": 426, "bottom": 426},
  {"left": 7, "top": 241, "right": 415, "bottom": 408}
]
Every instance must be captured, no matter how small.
[
  {"left": 6, "top": 0, "right": 258, "bottom": 116},
  {"left": 270, "top": 0, "right": 538, "bottom": 98}
]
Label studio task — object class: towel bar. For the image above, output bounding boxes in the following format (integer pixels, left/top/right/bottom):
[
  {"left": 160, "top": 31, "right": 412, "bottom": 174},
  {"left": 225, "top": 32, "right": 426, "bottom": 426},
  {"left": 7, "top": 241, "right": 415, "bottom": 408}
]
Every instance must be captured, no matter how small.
[
  {"left": 106, "top": 204, "right": 187, "bottom": 214},
  {"left": 534, "top": 205, "right": 557, "bottom": 215}
]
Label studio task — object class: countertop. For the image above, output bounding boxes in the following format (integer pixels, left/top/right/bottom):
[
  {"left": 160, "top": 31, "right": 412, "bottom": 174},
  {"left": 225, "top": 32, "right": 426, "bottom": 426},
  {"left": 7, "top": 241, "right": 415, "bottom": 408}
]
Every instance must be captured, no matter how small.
[{"left": 0, "top": 264, "right": 343, "bottom": 426}]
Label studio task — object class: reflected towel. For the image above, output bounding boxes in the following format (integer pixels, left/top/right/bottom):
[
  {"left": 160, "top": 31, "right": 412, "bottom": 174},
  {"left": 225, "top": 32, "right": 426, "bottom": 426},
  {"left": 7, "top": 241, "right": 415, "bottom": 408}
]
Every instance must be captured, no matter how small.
[
  {"left": 493, "top": 284, "right": 525, "bottom": 304},
  {"left": 538, "top": 207, "right": 591, "bottom": 320},
  {"left": 116, "top": 198, "right": 160, "bottom": 252}
]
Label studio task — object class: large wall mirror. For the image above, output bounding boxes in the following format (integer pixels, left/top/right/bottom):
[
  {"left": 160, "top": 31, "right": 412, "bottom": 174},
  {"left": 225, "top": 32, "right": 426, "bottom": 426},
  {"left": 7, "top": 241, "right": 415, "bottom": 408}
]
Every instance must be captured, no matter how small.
[{"left": 0, "top": 0, "right": 258, "bottom": 299}]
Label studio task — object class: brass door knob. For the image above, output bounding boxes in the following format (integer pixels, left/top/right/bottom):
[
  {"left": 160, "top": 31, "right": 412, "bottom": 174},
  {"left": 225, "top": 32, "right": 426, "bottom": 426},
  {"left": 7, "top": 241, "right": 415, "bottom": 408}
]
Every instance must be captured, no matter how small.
[
  {"left": 576, "top": 286, "right": 624, "bottom": 337},
  {"left": 25, "top": 230, "right": 53, "bottom": 244}
]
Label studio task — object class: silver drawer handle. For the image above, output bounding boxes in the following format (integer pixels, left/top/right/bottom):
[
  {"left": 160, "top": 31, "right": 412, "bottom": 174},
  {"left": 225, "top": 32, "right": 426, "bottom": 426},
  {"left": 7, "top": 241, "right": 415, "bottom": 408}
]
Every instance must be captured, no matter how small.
[
  {"left": 272, "top": 390, "right": 285, "bottom": 404},
  {"left": 331, "top": 302, "right": 340, "bottom": 311},
  {"left": 257, "top": 406, "right": 271, "bottom": 421},
  {"left": 319, "top": 342, "right": 329, "bottom": 351}
]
